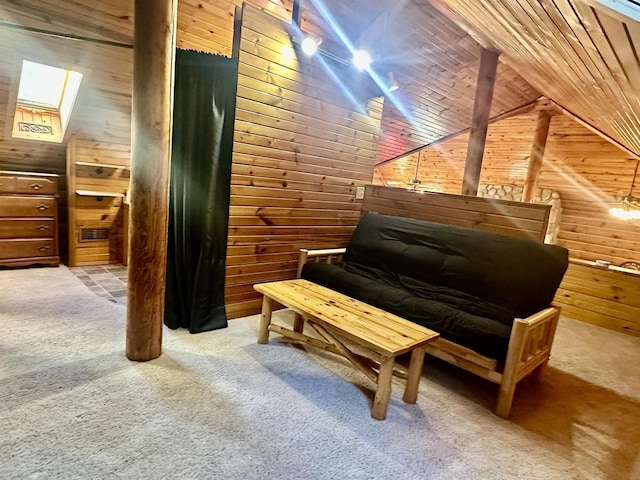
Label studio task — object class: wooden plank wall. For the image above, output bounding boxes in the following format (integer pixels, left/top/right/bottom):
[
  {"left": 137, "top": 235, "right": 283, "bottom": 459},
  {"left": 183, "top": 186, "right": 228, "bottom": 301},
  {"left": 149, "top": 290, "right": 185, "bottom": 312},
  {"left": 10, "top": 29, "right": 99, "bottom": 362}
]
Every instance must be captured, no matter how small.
[
  {"left": 225, "top": 5, "right": 383, "bottom": 318},
  {"left": 0, "top": 30, "right": 133, "bottom": 172},
  {"left": 376, "top": 109, "right": 640, "bottom": 265},
  {"left": 376, "top": 107, "right": 640, "bottom": 336},
  {"left": 299, "top": 0, "right": 540, "bottom": 163},
  {"left": 375, "top": 110, "right": 540, "bottom": 193},
  {"left": 361, "top": 185, "right": 550, "bottom": 242},
  {"left": 0, "top": 27, "right": 132, "bottom": 261},
  {"left": 66, "top": 138, "right": 130, "bottom": 266},
  {"left": 539, "top": 115, "right": 640, "bottom": 266},
  {"left": 177, "top": 0, "right": 291, "bottom": 55},
  {"left": 555, "top": 260, "right": 640, "bottom": 337}
]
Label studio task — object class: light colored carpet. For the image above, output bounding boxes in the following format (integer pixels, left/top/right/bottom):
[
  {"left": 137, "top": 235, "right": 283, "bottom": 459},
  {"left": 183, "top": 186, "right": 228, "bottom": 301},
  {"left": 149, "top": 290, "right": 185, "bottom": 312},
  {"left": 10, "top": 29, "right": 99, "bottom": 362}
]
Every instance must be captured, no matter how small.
[{"left": 1, "top": 266, "right": 639, "bottom": 479}]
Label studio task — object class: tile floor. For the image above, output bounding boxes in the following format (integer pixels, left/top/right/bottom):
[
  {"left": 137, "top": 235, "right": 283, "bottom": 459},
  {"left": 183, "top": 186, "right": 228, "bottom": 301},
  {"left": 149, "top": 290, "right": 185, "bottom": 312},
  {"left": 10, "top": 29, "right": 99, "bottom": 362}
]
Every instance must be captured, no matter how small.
[{"left": 69, "top": 264, "right": 128, "bottom": 305}]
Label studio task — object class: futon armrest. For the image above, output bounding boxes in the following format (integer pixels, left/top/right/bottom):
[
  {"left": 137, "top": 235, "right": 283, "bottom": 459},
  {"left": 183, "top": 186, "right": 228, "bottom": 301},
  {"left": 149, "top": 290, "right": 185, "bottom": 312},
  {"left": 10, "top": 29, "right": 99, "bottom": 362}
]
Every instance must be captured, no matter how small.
[
  {"left": 505, "top": 306, "right": 561, "bottom": 380},
  {"left": 297, "top": 248, "right": 347, "bottom": 278}
]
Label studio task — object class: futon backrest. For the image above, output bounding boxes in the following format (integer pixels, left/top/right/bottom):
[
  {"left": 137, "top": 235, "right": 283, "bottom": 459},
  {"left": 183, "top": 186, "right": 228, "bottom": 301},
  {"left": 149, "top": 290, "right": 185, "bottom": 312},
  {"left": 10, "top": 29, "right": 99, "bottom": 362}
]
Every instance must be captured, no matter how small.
[{"left": 343, "top": 212, "right": 569, "bottom": 318}]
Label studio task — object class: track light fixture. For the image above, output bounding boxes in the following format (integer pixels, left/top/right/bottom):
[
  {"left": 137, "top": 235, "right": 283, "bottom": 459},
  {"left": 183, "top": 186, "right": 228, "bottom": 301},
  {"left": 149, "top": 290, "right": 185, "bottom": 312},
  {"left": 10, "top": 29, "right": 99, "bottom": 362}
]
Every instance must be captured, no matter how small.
[{"left": 386, "top": 71, "right": 399, "bottom": 92}]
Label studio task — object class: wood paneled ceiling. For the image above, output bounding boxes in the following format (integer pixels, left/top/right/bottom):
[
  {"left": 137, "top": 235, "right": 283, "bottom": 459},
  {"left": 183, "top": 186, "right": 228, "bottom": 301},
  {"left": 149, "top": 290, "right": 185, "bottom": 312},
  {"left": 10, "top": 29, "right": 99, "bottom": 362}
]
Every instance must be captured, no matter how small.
[
  {"left": 429, "top": 0, "right": 640, "bottom": 157},
  {"left": 300, "top": 0, "right": 541, "bottom": 163},
  {"left": 2, "top": 0, "right": 638, "bottom": 164}
]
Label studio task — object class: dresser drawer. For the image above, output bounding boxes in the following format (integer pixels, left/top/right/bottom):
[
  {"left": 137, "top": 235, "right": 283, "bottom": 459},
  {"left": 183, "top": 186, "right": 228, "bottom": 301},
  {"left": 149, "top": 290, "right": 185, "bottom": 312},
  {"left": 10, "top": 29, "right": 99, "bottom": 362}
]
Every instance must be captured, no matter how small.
[
  {"left": 14, "top": 176, "right": 57, "bottom": 195},
  {"left": 0, "top": 219, "right": 55, "bottom": 238},
  {"left": 0, "top": 196, "right": 56, "bottom": 217},
  {"left": 0, "top": 175, "right": 16, "bottom": 193},
  {"left": 0, "top": 238, "right": 56, "bottom": 260}
]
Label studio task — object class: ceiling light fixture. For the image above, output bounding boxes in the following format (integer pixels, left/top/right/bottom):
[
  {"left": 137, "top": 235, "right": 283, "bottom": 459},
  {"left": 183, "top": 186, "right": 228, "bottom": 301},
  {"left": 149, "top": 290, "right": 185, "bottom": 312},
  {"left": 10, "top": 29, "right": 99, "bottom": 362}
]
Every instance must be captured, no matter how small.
[
  {"left": 300, "top": 36, "right": 322, "bottom": 56},
  {"left": 352, "top": 49, "right": 371, "bottom": 70},
  {"left": 386, "top": 71, "right": 399, "bottom": 92},
  {"left": 609, "top": 159, "right": 640, "bottom": 220}
]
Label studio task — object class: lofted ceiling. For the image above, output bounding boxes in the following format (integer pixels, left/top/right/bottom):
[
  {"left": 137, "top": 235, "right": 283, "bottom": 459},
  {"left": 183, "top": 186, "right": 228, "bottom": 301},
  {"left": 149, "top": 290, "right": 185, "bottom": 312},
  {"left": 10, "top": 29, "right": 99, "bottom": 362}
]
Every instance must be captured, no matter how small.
[
  {"left": 300, "top": 0, "right": 541, "bottom": 163},
  {"left": 1, "top": 0, "right": 638, "bottom": 165},
  {"left": 429, "top": 0, "right": 640, "bottom": 157}
]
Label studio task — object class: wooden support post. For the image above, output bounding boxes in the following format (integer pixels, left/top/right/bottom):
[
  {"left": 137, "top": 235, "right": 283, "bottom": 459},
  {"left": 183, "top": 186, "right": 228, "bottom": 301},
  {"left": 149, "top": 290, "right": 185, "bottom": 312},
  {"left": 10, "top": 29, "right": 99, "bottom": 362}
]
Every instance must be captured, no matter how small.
[
  {"left": 126, "top": 0, "right": 178, "bottom": 362},
  {"left": 461, "top": 49, "right": 499, "bottom": 196},
  {"left": 522, "top": 110, "right": 552, "bottom": 202}
]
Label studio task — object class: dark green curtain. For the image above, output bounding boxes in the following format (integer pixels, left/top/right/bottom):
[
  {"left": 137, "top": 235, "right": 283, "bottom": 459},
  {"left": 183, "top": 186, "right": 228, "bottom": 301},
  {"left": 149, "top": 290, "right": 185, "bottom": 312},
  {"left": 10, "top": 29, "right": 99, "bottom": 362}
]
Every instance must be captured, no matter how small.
[{"left": 164, "top": 49, "right": 238, "bottom": 333}]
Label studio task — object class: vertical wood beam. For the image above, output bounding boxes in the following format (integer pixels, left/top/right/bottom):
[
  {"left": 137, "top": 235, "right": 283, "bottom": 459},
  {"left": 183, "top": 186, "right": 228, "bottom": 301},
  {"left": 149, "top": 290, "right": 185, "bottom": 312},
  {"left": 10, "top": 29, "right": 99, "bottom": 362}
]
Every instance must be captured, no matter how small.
[
  {"left": 461, "top": 49, "right": 499, "bottom": 196},
  {"left": 126, "top": 0, "right": 177, "bottom": 362},
  {"left": 522, "top": 110, "right": 552, "bottom": 202},
  {"left": 66, "top": 137, "right": 78, "bottom": 267}
]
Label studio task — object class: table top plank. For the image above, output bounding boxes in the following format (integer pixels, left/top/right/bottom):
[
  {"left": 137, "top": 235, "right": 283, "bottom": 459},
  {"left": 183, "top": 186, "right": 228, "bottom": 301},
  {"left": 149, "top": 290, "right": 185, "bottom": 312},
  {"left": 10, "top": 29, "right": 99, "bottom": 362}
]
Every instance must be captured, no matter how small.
[{"left": 254, "top": 279, "right": 439, "bottom": 356}]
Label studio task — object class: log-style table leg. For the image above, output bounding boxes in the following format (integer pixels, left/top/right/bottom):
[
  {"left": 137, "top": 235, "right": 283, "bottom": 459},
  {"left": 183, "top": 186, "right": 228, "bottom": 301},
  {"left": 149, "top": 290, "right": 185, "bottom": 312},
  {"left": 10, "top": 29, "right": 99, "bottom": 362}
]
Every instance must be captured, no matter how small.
[
  {"left": 371, "top": 356, "right": 395, "bottom": 420},
  {"left": 293, "top": 313, "right": 304, "bottom": 333},
  {"left": 257, "top": 296, "right": 273, "bottom": 344},
  {"left": 403, "top": 345, "right": 426, "bottom": 403}
]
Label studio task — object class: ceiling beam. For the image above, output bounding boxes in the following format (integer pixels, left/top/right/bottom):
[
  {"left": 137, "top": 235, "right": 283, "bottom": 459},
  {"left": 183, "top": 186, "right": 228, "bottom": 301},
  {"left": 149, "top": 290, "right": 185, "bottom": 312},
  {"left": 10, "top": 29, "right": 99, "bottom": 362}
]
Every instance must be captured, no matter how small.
[
  {"left": 376, "top": 98, "right": 541, "bottom": 167},
  {"left": 462, "top": 48, "right": 499, "bottom": 196},
  {"left": 0, "top": 21, "right": 132, "bottom": 49}
]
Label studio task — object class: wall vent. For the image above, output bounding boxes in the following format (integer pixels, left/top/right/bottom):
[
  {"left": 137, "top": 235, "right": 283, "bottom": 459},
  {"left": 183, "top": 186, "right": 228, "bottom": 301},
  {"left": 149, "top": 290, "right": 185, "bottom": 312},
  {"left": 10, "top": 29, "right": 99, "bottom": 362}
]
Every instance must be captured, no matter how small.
[{"left": 80, "top": 228, "right": 109, "bottom": 242}]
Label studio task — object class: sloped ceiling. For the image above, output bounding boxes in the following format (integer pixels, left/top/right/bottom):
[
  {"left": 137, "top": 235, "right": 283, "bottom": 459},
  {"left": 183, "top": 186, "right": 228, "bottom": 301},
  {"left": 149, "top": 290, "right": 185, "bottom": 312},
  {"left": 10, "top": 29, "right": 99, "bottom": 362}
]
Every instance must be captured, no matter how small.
[
  {"left": 15, "top": 0, "right": 636, "bottom": 167},
  {"left": 301, "top": 0, "right": 541, "bottom": 163},
  {"left": 429, "top": 0, "right": 640, "bottom": 157}
]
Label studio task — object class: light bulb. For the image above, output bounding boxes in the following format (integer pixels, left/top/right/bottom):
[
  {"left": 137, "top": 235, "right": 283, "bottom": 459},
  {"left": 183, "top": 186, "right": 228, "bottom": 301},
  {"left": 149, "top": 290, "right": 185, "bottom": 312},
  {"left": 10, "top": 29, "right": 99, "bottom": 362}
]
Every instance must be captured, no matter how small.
[
  {"left": 301, "top": 37, "right": 320, "bottom": 56},
  {"left": 352, "top": 50, "right": 371, "bottom": 70},
  {"left": 609, "top": 206, "right": 640, "bottom": 220}
]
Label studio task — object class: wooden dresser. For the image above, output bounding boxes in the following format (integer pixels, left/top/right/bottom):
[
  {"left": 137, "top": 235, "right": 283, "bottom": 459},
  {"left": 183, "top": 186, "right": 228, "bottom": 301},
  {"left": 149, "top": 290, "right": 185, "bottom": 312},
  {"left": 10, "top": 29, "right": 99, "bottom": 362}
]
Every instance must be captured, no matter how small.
[{"left": 0, "top": 170, "right": 60, "bottom": 267}]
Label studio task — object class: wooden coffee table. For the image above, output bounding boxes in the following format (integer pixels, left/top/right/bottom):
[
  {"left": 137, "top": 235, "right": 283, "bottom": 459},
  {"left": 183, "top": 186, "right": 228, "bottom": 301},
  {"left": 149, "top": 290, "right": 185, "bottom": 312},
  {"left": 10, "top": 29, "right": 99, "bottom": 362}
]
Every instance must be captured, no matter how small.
[{"left": 253, "top": 279, "right": 439, "bottom": 420}]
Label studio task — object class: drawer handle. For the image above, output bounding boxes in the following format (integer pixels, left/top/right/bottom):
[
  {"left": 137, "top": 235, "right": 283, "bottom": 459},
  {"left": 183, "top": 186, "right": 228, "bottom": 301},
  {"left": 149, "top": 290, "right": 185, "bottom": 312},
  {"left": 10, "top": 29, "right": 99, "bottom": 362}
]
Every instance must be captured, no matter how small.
[
  {"left": 31, "top": 183, "right": 43, "bottom": 190},
  {"left": 37, "top": 225, "right": 49, "bottom": 231},
  {"left": 39, "top": 246, "right": 50, "bottom": 252},
  {"left": 36, "top": 204, "right": 50, "bottom": 211}
]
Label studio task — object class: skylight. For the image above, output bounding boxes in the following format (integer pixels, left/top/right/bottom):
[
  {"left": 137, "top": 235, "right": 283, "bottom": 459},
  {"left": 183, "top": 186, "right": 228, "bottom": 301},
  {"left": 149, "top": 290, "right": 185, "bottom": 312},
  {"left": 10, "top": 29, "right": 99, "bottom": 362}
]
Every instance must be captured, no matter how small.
[
  {"left": 13, "top": 60, "right": 83, "bottom": 143},
  {"left": 18, "top": 61, "right": 69, "bottom": 110}
]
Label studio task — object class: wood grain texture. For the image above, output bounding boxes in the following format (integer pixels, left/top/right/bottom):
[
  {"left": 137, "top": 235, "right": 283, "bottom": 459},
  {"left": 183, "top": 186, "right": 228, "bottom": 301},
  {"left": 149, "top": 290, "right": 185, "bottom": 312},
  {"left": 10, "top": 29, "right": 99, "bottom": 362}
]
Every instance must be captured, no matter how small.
[
  {"left": 66, "top": 137, "right": 130, "bottom": 266},
  {"left": 462, "top": 49, "right": 499, "bottom": 196},
  {"left": 433, "top": 0, "right": 640, "bottom": 157},
  {"left": 225, "top": 5, "right": 383, "bottom": 319},
  {"left": 555, "top": 260, "right": 640, "bottom": 337},
  {"left": 362, "top": 185, "right": 550, "bottom": 242},
  {"left": 301, "top": 0, "right": 540, "bottom": 163},
  {"left": 378, "top": 106, "right": 640, "bottom": 335},
  {"left": 522, "top": 110, "right": 552, "bottom": 202},
  {"left": 254, "top": 278, "right": 438, "bottom": 420},
  {"left": 126, "top": 0, "right": 177, "bottom": 362},
  {"left": 0, "top": 170, "right": 59, "bottom": 266}
]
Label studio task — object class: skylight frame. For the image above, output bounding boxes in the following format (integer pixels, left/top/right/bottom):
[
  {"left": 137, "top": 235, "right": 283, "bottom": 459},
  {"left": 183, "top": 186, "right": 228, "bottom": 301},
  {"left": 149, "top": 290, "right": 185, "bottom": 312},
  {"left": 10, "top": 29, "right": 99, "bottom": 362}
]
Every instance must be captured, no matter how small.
[
  {"left": 17, "top": 61, "right": 70, "bottom": 112},
  {"left": 11, "top": 59, "right": 84, "bottom": 144}
]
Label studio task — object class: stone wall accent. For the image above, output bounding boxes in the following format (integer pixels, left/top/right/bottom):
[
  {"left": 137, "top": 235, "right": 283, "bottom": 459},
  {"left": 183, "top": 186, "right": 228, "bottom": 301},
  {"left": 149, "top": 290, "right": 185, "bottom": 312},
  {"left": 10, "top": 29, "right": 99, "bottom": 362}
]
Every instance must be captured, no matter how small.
[{"left": 478, "top": 184, "right": 562, "bottom": 244}]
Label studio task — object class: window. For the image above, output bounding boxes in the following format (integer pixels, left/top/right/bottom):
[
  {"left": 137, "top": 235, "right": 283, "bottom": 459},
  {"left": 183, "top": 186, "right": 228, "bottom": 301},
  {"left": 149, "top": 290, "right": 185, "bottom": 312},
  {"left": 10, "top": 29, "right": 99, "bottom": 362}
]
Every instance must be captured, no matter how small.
[{"left": 12, "top": 60, "right": 83, "bottom": 143}]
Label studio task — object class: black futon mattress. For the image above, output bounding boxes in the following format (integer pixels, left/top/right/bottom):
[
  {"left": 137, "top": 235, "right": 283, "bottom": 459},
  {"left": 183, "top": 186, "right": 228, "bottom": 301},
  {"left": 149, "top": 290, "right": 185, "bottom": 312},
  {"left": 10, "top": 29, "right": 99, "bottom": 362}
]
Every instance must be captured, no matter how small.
[{"left": 302, "top": 212, "right": 569, "bottom": 361}]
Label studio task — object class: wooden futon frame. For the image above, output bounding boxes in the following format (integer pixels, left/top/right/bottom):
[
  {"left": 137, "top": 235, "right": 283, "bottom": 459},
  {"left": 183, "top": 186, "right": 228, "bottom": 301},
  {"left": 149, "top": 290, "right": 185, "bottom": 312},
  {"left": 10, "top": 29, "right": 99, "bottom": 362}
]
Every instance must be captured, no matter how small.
[{"left": 297, "top": 248, "right": 561, "bottom": 418}]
